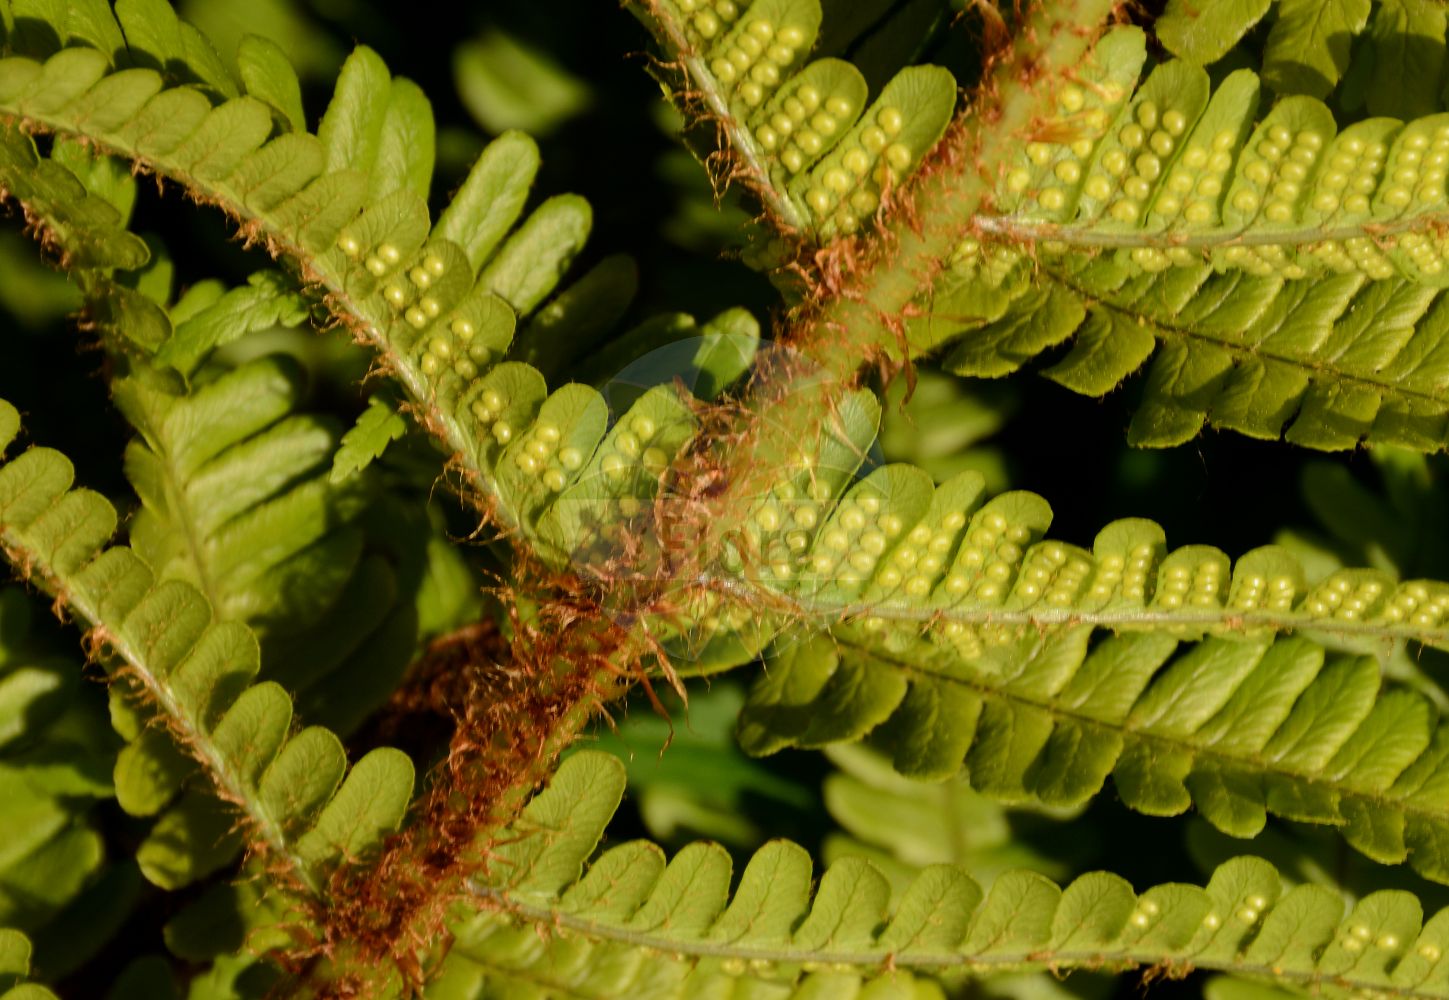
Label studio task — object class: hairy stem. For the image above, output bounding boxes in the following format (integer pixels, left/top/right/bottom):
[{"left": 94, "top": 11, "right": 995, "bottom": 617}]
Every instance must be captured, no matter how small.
[
  {"left": 785, "top": 0, "right": 1120, "bottom": 377},
  {"left": 625, "top": 0, "right": 813, "bottom": 233}
]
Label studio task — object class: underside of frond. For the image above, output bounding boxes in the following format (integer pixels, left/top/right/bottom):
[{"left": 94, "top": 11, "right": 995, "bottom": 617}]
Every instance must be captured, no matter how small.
[
  {"left": 455, "top": 751, "right": 1449, "bottom": 1000},
  {"left": 0, "top": 401, "right": 413, "bottom": 896}
]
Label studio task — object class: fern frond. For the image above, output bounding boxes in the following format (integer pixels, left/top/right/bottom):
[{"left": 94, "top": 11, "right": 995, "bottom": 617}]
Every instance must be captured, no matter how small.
[
  {"left": 0, "top": 120, "right": 146, "bottom": 274},
  {"left": 903, "top": 18, "right": 1449, "bottom": 453},
  {"left": 0, "top": 18, "right": 758, "bottom": 569},
  {"left": 330, "top": 395, "right": 406, "bottom": 483},
  {"left": 0, "top": 929, "right": 59, "bottom": 1000},
  {"left": 0, "top": 5, "right": 930, "bottom": 580},
  {"left": 454, "top": 750, "right": 1449, "bottom": 999},
  {"left": 930, "top": 12, "right": 1449, "bottom": 456},
  {"left": 153, "top": 268, "right": 309, "bottom": 375},
  {"left": 937, "top": 256, "right": 1449, "bottom": 451},
  {"left": 117, "top": 358, "right": 368, "bottom": 631},
  {"left": 628, "top": 0, "right": 957, "bottom": 241},
  {"left": 111, "top": 354, "right": 420, "bottom": 738},
  {"left": 707, "top": 397, "right": 1449, "bottom": 651},
  {"left": 0, "top": 399, "right": 414, "bottom": 893},
  {"left": 607, "top": 384, "right": 1449, "bottom": 880},
  {"left": 4, "top": 121, "right": 423, "bottom": 736},
  {"left": 106, "top": 359, "right": 422, "bottom": 876},
  {"left": 976, "top": 25, "right": 1449, "bottom": 286},
  {"left": 741, "top": 622, "right": 1449, "bottom": 878},
  {"left": 0, "top": 18, "right": 579, "bottom": 531}
]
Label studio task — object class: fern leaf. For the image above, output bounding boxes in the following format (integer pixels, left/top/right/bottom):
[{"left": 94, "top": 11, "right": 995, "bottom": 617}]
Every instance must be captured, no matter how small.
[
  {"left": 977, "top": 24, "right": 1449, "bottom": 288},
  {"left": 538, "top": 383, "right": 699, "bottom": 564},
  {"left": 330, "top": 396, "right": 407, "bottom": 483},
  {"left": 371, "top": 76, "right": 432, "bottom": 204},
  {"left": 4, "top": 127, "right": 429, "bottom": 839},
  {"left": 317, "top": 45, "right": 390, "bottom": 183},
  {"left": 16, "top": 166, "right": 423, "bottom": 870},
  {"left": 940, "top": 255, "right": 1449, "bottom": 451},
  {"left": 0, "top": 123, "right": 147, "bottom": 273},
  {"left": 738, "top": 622, "right": 1449, "bottom": 878},
  {"left": 690, "top": 305, "right": 761, "bottom": 398},
  {"left": 0, "top": 31, "right": 584, "bottom": 532},
  {"left": 235, "top": 34, "right": 304, "bottom": 133},
  {"left": 452, "top": 750, "right": 1449, "bottom": 998},
  {"left": 0, "top": 929, "right": 58, "bottom": 1000},
  {"left": 1155, "top": 0, "right": 1272, "bottom": 64},
  {"left": 75, "top": 220, "right": 415, "bottom": 737},
  {"left": 794, "top": 64, "right": 955, "bottom": 240},
  {"left": 1157, "top": 0, "right": 1379, "bottom": 98},
  {"left": 0, "top": 402, "right": 415, "bottom": 892},
  {"left": 319, "top": 75, "right": 436, "bottom": 226},
  {"left": 711, "top": 442, "right": 1449, "bottom": 871},
  {"left": 0, "top": 20, "right": 777, "bottom": 559},
  {"left": 630, "top": 0, "right": 956, "bottom": 240},
  {"left": 479, "top": 193, "right": 591, "bottom": 315},
  {"left": 708, "top": 399, "right": 1449, "bottom": 653},
  {"left": 116, "top": 357, "right": 371, "bottom": 631},
  {"left": 152, "top": 269, "right": 308, "bottom": 375},
  {"left": 616, "top": 385, "right": 1449, "bottom": 880},
  {"left": 434, "top": 129, "right": 540, "bottom": 273}
]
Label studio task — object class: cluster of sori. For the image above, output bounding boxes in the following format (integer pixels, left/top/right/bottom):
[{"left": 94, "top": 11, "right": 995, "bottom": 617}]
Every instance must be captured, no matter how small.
[
  {"left": 990, "top": 24, "right": 1449, "bottom": 287},
  {"left": 651, "top": 0, "right": 956, "bottom": 240}
]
